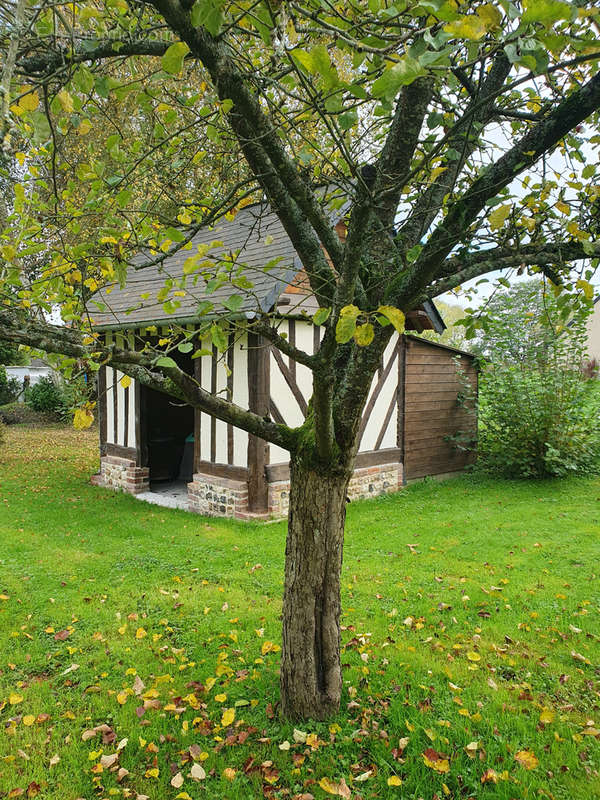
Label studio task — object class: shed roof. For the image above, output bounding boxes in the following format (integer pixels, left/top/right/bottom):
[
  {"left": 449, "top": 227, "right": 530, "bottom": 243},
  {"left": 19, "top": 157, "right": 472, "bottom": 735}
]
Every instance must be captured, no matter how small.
[
  {"left": 90, "top": 204, "right": 300, "bottom": 330},
  {"left": 90, "top": 203, "right": 444, "bottom": 334}
]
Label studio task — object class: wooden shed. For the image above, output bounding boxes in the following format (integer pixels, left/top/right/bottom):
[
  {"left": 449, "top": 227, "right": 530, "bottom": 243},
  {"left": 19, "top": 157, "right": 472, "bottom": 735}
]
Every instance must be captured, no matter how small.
[{"left": 90, "top": 204, "right": 477, "bottom": 517}]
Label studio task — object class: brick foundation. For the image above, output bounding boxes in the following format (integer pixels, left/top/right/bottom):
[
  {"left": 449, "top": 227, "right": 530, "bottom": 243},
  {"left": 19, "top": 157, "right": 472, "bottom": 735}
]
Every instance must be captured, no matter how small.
[
  {"left": 187, "top": 472, "right": 251, "bottom": 519},
  {"left": 268, "top": 462, "right": 403, "bottom": 518},
  {"left": 93, "top": 459, "right": 403, "bottom": 519},
  {"left": 91, "top": 455, "right": 150, "bottom": 494}
]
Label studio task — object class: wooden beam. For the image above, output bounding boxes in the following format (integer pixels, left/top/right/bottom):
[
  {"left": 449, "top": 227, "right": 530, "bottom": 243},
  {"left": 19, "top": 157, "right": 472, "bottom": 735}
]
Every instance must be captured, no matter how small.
[
  {"left": 193, "top": 354, "right": 202, "bottom": 473},
  {"left": 247, "top": 333, "right": 270, "bottom": 512}
]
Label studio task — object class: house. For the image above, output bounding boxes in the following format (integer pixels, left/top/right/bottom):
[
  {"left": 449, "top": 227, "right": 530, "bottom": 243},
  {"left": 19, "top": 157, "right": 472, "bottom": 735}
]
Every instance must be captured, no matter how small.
[
  {"left": 585, "top": 297, "right": 600, "bottom": 373},
  {"left": 89, "top": 203, "right": 478, "bottom": 518}
]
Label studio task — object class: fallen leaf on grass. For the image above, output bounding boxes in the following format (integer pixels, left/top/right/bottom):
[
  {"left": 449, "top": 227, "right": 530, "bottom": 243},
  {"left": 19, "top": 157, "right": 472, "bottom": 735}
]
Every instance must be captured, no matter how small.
[
  {"left": 481, "top": 768, "right": 499, "bottom": 784},
  {"left": 170, "top": 772, "right": 184, "bottom": 788},
  {"left": 387, "top": 775, "right": 402, "bottom": 786},
  {"left": 318, "top": 777, "right": 351, "bottom": 797},
  {"left": 189, "top": 763, "right": 206, "bottom": 781},
  {"left": 422, "top": 748, "right": 450, "bottom": 774},
  {"left": 515, "top": 750, "right": 538, "bottom": 770}
]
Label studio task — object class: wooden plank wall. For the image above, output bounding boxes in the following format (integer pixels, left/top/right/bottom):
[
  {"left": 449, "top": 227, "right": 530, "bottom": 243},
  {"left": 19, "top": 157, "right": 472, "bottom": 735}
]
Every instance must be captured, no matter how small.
[{"left": 403, "top": 337, "right": 477, "bottom": 480}]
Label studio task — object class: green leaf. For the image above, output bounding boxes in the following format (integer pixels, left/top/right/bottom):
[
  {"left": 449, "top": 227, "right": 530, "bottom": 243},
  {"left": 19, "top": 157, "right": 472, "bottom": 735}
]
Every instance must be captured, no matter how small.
[
  {"left": 377, "top": 305, "right": 406, "bottom": 334},
  {"left": 313, "top": 307, "right": 331, "bottom": 326},
  {"left": 221, "top": 294, "right": 244, "bottom": 313},
  {"left": 371, "top": 56, "right": 427, "bottom": 100},
  {"left": 178, "top": 341, "right": 194, "bottom": 353},
  {"left": 155, "top": 356, "right": 178, "bottom": 368},
  {"left": 354, "top": 322, "right": 375, "bottom": 347},
  {"left": 191, "top": 0, "right": 225, "bottom": 36},
  {"left": 522, "top": 0, "right": 573, "bottom": 25},
  {"left": 210, "top": 323, "right": 228, "bottom": 351},
  {"left": 161, "top": 42, "right": 190, "bottom": 75},
  {"left": 335, "top": 304, "right": 361, "bottom": 344}
]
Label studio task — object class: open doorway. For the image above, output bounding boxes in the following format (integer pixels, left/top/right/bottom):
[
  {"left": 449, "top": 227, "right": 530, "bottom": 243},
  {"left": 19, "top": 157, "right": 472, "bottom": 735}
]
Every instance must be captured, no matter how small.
[{"left": 138, "top": 361, "right": 195, "bottom": 507}]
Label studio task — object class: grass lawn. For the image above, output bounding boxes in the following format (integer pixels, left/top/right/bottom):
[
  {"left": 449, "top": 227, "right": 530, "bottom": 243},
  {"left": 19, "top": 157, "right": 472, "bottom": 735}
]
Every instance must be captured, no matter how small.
[{"left": 0, "top": 424, "right": 599, "bottom": 800}]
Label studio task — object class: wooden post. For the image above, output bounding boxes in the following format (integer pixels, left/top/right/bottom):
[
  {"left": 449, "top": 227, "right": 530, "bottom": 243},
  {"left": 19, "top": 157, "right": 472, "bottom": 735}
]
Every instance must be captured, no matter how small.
[
  {"left": 397, "top": 335, "right": 406, "bottom": 480},
  {"left": 247, "top": 332, "right": 270, "bottom": 512}
]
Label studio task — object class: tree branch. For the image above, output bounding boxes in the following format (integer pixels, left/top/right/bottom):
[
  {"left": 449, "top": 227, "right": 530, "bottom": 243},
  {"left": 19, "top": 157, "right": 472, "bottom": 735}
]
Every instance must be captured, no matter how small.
[
  {"left": 0, "top": 306, "right": 298, "bottom": 451},
  {"left": 428, "top": 240, "right": 600, "bottom": 297},
  {"left": 396, "top": 68, "right": 600, "bottom": 305}
]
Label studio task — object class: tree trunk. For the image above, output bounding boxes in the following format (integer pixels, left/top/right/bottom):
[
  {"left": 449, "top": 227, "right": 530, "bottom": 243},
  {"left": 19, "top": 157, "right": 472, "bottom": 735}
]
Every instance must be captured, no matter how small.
[{"left": 280, "top": 457, "right": 350, "bottom": 720}]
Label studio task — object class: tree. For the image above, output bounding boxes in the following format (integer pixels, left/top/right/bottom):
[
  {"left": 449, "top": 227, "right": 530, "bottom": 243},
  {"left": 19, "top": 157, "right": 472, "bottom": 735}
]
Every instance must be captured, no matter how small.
[
  {"left": 417, "top": 299, "right": 469, "bottom": 351},
  {"left": 1, "top": 0, "right": 600, "bottom": 720}
]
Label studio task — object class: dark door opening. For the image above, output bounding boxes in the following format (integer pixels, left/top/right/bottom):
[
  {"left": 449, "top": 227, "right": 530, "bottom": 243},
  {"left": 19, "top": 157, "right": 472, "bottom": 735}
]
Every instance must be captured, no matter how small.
[{"left": 141, "top": 385, "right": 195, "bottom": 485}]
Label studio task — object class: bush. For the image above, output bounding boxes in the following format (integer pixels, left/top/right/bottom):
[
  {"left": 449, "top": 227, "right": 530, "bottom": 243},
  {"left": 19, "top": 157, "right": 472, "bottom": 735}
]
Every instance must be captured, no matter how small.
[
  {"left": 478, "top": 362, "right": 600, "bottom": 478},
  {"left": 26, "top": 376, "right": 64, "bottom": 413},
  {"left": 0, "top": 402, "right": 61, "bottom": 425},
  {"left": 0, "top": 365, "right": 21, "bottom": 405}
]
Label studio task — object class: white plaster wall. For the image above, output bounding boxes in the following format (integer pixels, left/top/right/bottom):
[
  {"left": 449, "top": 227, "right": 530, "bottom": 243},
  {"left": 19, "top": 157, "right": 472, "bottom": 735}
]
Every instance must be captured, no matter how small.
[
  {"left": 232, "top": 335, "right": 248, "bottom": 467},
  {"left": 586, "top": 302, "right": 600, "bottom": 362},
  {"left": 359, "top": 335, "right": 399, "bottom": 453}
]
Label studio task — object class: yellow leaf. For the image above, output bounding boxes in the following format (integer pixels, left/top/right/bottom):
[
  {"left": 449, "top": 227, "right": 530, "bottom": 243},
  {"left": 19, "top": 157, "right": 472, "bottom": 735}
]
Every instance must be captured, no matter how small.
[
  {"left": 444, "top": 15, "right": 487, "bottom": 40},
  {"left": 19, "top": 87, "right": 39, "bottom": 112},
  {"left": 261, "top": 640, "right": 280, "bottom": 655},
  {"left": 466, "top": 651, "right": 481, "bottom": 661},
  {"left": 57, "top": 89, "right": 74, "bottom": 113},
  {"left": 73, "top": 408, "right": 94, "bottom": 430},
  {"left": 119, "top": 375, "right": 132, "bottom": 389},
  {"left": 488, "top": 204, "right": 511, "bottom": 231},
  {"left": 9, "top": 693, "right": 23, "bottom": 705},
  {"left": 477, "top": 3, "right": 502, "bottom": 29},
  {"left": 22, "top": 715, "right": 35, "bottom": 726},
  {"left": 223, "top": 767, "right": 236, "bottom": 781},
  {"left": 135, "top": 627, "right": 147, "bottom": 639},
  {"left": 515, "top": 750, "right": 539, "bottom": 770},
  {"left": 77, "top": 119, "right": 92, "bottom": 135},
  {"left": 116, "top": 691, "right": 128, "bottom": 705},
  {"left": 221, "top": 707, "right": 235, "bottom": 727},
  {"left": 145, "top": 767, "right": 160, "bottom": 778},
  {"left": 540, "top": 709, "right": 555, "bottom": 724},
  {"left": 0, "top": 594, "right": 9, "bottom": 601},
  {"left": 214, "top": 693, "right": 227, "bottom": 703},
  {"left": 387, "top": 775, "right": 403, "bottom": 786},
  {"left": 319, "top": 777, "right": 351, "bottom": 796},
  {"left": 354, "top": 322, "right": 375, "bottom": 347},
  {"left": 555, "top": 200, "right": 571, "bottom": 215},
  {"left": 576, "top": 279, "right": 594, "bottom": 300}
]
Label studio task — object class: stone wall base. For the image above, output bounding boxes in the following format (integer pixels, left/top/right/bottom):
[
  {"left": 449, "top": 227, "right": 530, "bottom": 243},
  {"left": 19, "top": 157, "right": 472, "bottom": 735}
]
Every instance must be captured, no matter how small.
[
  {"left": 93, "top": 459, "right": 403, "bottom": 519},
  {"left": 91, "top": 455, "right": 149, "bottom": 495},
  {"left": 187, "top": 472, "right": 252, "bottom": 519},
  {"left": 268, "top": 462, "right": 403, "bottom": 518}
]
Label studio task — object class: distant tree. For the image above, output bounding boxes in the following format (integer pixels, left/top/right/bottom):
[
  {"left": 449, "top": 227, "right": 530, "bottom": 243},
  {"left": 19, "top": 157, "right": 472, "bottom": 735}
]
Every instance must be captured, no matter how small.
[
  {"left": 465, "top": 279, "right": 569, "bottom": 366},
  {"left": 418, "top": 300, "right": 469, "bottom": 351},
  {"left": 0, "top": 338, "right": 25, "bottom": 365}
]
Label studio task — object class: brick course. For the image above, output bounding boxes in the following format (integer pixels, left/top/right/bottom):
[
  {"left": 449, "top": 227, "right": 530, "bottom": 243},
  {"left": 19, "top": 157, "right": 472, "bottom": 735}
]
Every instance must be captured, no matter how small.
[{"left": 91, "top": 455, "right": 149, "bottom": 494}]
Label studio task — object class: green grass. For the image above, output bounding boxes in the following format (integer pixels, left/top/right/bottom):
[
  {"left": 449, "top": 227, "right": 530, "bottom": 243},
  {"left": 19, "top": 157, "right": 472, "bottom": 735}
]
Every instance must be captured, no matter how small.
[{"left": 0, "top": 425, "right": 599, "bottom": 799}]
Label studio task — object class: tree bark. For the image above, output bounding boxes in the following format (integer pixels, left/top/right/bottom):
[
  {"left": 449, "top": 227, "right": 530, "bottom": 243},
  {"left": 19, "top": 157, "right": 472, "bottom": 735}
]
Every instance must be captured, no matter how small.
[{"left": 280, "top": 457, "right": 351, "bottom": 720}]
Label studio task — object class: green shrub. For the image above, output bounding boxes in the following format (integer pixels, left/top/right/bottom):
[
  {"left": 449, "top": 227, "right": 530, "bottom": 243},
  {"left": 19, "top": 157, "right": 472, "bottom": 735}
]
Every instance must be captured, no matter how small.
[
  {"left": 0, "top": 365, "right": 21, "bottom": 405},
  {"left": 26, "top": 376, "right": 64, "bottom": 413},
  {"left": 478, "top": 362, "right": 600, "bottom": 478},
  {"left": 0, "top": 402, "right": 62, "bottom": 425}
]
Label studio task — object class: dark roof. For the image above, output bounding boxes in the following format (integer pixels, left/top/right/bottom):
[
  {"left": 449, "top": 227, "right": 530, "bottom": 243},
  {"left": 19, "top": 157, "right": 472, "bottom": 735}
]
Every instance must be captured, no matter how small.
[
  {"left": 90, "top": 204, "right": 299, "bottom": 330},
  {"left": 90, "top": 203, "right": 445, "bottom": 333}
]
